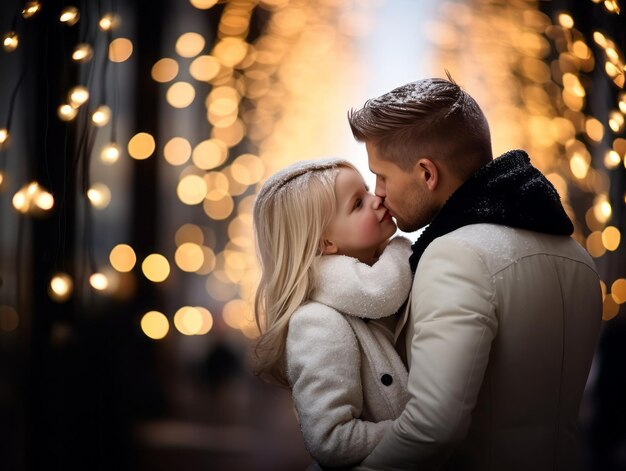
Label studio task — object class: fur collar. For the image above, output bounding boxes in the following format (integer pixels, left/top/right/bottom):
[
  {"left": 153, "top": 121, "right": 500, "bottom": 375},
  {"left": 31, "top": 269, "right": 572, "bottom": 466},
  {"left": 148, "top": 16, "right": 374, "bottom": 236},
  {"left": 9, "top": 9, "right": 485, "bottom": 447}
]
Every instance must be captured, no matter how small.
[
  {"left": 311, "top": 237, "right": 412, "bottom": 319},
  {"left": 410, "top": 150, "right": 573, "bottom": 272}
]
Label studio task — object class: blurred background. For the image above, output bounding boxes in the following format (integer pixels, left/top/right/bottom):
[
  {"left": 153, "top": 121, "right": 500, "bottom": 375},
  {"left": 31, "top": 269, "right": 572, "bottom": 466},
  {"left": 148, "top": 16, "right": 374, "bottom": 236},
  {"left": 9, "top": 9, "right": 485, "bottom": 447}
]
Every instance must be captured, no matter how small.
[{"left": 0, "top": 0, "right": 624, "bottom": 469}]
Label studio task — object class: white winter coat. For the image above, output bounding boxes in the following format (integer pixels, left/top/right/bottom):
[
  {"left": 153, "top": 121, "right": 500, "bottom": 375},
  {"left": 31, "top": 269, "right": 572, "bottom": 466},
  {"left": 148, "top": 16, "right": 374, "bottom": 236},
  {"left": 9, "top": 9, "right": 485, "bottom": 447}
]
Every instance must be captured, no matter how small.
[
  {"left": 286, "top": 237, "right": 412, "bottom": 467},
  {"left": 358, "top": 224, "right": 602, "bottom": 471}
]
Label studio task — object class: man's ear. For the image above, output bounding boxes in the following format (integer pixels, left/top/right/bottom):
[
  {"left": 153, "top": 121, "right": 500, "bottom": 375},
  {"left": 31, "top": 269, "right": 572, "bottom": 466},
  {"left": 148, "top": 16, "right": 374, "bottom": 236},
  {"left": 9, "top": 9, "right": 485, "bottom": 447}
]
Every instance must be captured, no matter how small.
[
  {"left": 321, "top": 238, "right": 338, "bottom": 255},
  {"left": 416, "top": 158, "right": 439, "bottom": 191}
]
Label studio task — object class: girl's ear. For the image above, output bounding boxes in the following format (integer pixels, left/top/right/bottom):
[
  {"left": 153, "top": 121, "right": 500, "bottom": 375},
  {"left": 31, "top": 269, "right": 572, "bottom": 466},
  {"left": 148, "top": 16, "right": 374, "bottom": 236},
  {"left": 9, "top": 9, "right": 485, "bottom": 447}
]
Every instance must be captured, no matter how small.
[{"left": 321, "top": 238, "right": 338, "bottom": 255}]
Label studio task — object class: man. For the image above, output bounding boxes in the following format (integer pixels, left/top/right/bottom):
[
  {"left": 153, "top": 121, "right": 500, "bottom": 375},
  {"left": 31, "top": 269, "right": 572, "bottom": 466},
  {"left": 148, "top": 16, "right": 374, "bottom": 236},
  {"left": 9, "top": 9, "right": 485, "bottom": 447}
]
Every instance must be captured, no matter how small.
[{"left": 348, "top": 77, "right": 602, "bottom": 470}]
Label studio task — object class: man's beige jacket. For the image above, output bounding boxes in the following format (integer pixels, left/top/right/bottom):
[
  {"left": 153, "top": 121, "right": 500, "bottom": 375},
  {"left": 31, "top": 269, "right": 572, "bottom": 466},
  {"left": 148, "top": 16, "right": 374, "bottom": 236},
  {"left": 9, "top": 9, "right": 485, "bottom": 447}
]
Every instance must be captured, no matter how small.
[{"left": 359, "top": 223, "right": 602, "bottom": 471}]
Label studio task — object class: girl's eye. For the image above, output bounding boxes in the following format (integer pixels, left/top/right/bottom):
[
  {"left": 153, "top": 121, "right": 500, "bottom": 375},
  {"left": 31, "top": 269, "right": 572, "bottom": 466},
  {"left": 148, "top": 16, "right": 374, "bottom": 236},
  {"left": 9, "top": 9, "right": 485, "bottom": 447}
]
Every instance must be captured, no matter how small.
[{"left": 354, "top": 198, "right": 362, "bottom": 210}]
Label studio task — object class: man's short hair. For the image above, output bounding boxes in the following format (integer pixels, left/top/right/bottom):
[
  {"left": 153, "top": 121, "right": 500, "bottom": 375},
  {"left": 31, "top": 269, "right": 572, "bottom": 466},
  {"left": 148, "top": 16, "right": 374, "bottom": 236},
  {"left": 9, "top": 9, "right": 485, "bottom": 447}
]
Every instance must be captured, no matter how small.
[{"left": 348, "top": 75, "right": 493, "bottom": 180}]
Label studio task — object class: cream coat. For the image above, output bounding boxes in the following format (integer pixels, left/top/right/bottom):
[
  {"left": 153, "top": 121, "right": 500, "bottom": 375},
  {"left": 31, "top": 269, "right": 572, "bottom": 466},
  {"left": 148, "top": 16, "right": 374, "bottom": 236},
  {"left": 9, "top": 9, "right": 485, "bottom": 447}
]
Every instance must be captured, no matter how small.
[
  {"left": 286, "top": 238, "right": 412, "bottom": 467},
  {"left": 358, "top": 224, "right": 602, "bottom": 470}
]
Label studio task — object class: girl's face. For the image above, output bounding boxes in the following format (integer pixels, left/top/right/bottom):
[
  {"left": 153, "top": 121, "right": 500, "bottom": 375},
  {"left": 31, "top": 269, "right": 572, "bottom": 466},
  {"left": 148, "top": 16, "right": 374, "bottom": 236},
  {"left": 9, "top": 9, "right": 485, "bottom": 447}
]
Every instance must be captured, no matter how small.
[{"left": 323, "top": 167, "right": 397, "bottom": 265}]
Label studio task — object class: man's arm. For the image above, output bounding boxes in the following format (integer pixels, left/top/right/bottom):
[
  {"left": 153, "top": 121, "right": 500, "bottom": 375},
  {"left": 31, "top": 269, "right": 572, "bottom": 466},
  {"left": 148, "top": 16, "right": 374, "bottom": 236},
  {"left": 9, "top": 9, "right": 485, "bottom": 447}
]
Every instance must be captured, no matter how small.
[{"left": 357, "top": 237, "right": 498, "bottom": 470}]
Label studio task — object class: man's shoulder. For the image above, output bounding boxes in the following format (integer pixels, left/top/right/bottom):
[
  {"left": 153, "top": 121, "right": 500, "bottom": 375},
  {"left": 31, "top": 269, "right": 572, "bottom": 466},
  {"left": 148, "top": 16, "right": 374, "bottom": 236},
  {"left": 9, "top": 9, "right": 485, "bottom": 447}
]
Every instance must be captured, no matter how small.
[{"left": 422, "top": 224, "right": 596, "bottom": 275}]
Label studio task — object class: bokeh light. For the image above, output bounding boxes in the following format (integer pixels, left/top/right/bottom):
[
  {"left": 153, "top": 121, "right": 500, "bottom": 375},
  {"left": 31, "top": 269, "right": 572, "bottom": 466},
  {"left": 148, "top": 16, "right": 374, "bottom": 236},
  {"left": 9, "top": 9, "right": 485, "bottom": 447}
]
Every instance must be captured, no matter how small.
[
  {"left": 142, "top": 254, "right": 170, "bottom": 282},
  {"left": 175, "top": 32, "right": 205, "bottom": 58},
  {"left": 49, "top": 273, "right": 73, "bottom": 302},
  {"left": 109, "top": 38, "right": 133, "bottom": 63},
  {"left": 109, "top": 244, "right": 137, "bottom": 272},
  {"left": 164, "top": 137, "right": 192, "bottom": 166},
  {"left": 151, "top": 58, "right": 179, "bottom": 83},
  {"left": 166, "top": 82, "right": 196, "bottom": 108},
  {"left": 128, "top": 132, "right": 156, "bottom": 160},
  {"left": 141, "top": 311, "right": 170, "bottom": 340}
]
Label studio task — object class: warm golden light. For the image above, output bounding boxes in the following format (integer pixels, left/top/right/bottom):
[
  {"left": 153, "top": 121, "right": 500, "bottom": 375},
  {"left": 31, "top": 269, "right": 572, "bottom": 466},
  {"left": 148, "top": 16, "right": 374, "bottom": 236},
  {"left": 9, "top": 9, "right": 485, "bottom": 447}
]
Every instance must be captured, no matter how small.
[
  {"left": 0, "top": 128, "right": 8, "bottom": 144},
  {"left": 12, "top": 182, "right": 54, "bottom": 214},
  {"left": 174, "top": 306, "right": 203, "bottom": 335},
  {"left": 231, "top": 154, "right": 264, "bottom": 185},
  {"left": 35, "top": 191, "right": 54, "bottom": 210},
  {"left": 604, "top": 150, "right": 621, "bottom": 169},
  {"left": 175, "top": 243, "right": 205, "bottom": 272},
  {"left": 204, "top": 172, "right": 230, "bottom": 200},
  {"left": 141, "top": 311, "right": 169, "bottom": 340},
  {"left": 190, "top": 0, "right": 218, "bottom": 9},
  {"left": 89, "top": 273, "right": 109, "bottom": 291},
  {"left": 602, "top": 226, "right": 621, "bottom": 251},
  {"left": 72, "top": 43, "right": 93, "bottom": 62},
  {"left": 164, "top": 137, "right": 192, "bottom": 166},
  {"left": 60, "top": 6, "right": 80, "bottom": 25},
  {"left": 22, "top": 2, "right": 42, "bottom": 19},
  {"left": 203, "top": 193, "right": 234, "bottom": 220},
  {"left": 222, "top": 299, "right": 249, "bottom": 329},
  {"left": 609, "top": 110, "right": 624, "bottom": 133},
  {"left": 196, "top": 246, "right": 216, "bottom": 275},
  {"left": 557, "top": 13, "right": 574, "bottom": 29},
  {"left": 128, "top": 132, "right": 156, "bottom": 160},
  {"left": 177, "top": 175, "right": 208, "bottom": 205},
  {"left": 109, "top": 38, "right": 133, "bottom": 63},
  {"left": 101, "top": 143, "right": 121, "bottom": 164},
  {"left": 585, "top": 117, "right": 604, "bottom": 142},
  {"left": 569, "top": 152, "right": 590, "bottom": 179},
  {"left": 109, "top": 244, "right": 137, "bottom": 272},
  {"left": 99, "top": 13, "right": 119, "bottom": 31},
  {"left": 192, "top": 139, "right": 228, "bottom": 170},
  {"left": 0, "top": 306, "right": 19, "bottom": 332},
  {"left": 212, "top": 37, "right": 248, "bottom": 67},
  {"left": 2, "top": 31, "right": 18, "bottom": 52},
  {"left": 142, "top": 254, "right": 170, "bottom": 282},
  {"left": 166, "top": 82, "right": 195, "bottom": 108},
  {"left": 151, "top": 58, "right": 179, "bottom": 83},
  {"left": 195, "top": 307, "right": 214, "bottom": 335},
  {"left": 91, "top": 105, "right": 111, "bottom": 126},
  {"left": 603, "top": 296, "right": 619, "bottom": 320},
  {"left": 49, "top": 273, "right": 73, "bottom": 302},
  {"left": 175, "top": 224, "right": 205, "bottom": 246},
  {"left": 586, "top": 231, "right": 606, "bottom": 258},
  {"left": 69, "top": 86, "right": 89, "bottom": 107},
  {"left": 190, "top": 55, "right": 220, "bottom": 81},
  {"left": 175, "top": 32, "right": 206, "bottom": 58},
  {"left": 58, "top": 104, "right": 78, "bottom": 121},
  {"left": 87, "top": 183, "right": 111, "bottom": 209},
  {"left": 594, "top": 195, "right": 612, "bottom": 223},
  {"left": 612, "top": 279, "right": 626, "bottom": 304}
]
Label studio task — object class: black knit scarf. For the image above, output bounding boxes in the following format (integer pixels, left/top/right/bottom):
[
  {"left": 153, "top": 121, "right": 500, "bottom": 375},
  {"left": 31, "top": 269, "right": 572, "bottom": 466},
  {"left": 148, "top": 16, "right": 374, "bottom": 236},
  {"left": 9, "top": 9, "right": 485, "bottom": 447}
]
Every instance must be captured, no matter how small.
[{"left": 409, "top": 150, "right": 574, "bottom": 272}]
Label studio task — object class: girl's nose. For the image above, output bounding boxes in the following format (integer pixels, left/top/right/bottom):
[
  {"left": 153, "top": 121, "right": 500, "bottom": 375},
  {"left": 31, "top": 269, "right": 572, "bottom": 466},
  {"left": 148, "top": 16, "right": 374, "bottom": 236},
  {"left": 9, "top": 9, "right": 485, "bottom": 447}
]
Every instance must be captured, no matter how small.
[{"left": 371, "top": 195, "right": 383, "bottom": 209}]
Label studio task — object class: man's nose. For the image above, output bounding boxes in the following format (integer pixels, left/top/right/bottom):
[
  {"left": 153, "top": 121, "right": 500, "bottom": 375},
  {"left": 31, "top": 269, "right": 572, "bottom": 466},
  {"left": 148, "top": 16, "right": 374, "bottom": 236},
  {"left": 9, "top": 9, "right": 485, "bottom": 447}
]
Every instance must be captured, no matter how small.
[{"left": 375, "top": 178, "right": 385, "bottom": 199}]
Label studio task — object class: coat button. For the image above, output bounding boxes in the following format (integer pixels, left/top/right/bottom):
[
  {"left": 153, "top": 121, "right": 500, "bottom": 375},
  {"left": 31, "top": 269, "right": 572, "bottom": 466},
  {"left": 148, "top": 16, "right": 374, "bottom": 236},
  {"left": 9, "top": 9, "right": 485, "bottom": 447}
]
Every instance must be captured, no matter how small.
[{"left": 381, "top": 374, "right": 393, "bottom": 386}]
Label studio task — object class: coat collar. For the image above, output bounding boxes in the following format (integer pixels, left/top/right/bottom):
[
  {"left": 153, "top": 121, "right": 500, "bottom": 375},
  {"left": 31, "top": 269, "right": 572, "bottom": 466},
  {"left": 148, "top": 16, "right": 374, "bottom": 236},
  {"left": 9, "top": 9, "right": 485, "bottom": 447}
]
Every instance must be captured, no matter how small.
[
  {"left": 310, "top": 237, "right": 413, "bottom": 319},
  {"left": 410, "top": 150, "right": 574, "bottom": 272}
]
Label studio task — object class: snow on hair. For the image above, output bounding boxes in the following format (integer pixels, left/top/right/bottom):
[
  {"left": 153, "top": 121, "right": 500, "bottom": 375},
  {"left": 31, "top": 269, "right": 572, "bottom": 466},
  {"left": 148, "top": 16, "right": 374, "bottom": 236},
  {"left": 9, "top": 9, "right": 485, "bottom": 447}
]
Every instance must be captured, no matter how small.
[{"left": 252, "top": 158, "right": 358, "bottom": 387}]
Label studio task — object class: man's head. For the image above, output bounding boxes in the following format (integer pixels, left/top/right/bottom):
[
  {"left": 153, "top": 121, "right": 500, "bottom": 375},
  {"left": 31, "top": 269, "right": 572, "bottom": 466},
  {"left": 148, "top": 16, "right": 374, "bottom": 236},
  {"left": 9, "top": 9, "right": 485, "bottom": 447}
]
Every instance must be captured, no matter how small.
[{"left": 348, "top": 75, "right": 493, "bottom": 232}]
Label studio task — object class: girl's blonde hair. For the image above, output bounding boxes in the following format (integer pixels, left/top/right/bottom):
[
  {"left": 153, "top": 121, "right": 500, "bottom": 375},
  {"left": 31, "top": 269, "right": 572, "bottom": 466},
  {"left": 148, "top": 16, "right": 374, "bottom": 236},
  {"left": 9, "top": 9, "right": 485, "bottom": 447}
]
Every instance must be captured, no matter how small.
[{"left": 253, "top": 158, "right": 357, "bottom": 387}]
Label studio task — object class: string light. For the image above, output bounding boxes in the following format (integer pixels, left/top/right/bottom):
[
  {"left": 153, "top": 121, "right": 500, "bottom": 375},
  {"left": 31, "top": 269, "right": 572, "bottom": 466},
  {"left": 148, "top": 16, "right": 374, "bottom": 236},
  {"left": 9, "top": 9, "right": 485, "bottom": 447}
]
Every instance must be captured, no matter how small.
[
  {"left": 2, "top": 31, "right": 19, "bottom": 52},
  {"left": 72, "top": 43, "right": 93, "bottom": 62},
  {"left": 12, "top": 182, "right": 54, "bottom": 214},
  {"left": 49, "top": 273, "right": 73, "bottom": 302},
  {"left": 89, "top": 273, "right": 109, "bottom": 291},
  {"left": 58, "top": 103, "right": 78, "bottom": 121},
  {"left": 100, "top": 143, "right": 121, "bottom": 164},
  {"left": 91, "top": 105, "right": 111, "bottom": 127},
  {"left": 99, "top": 13, "right": 119, "bottom": 31},
  {"left": 59, "top": 6, "right": 80, "bottom": 25},
  {"left": 21, "top": 1, "right": 42, "bottom": 18},
  {"left": 68, "top": 86, "right": 89, "bottom": 108},
  {"left": 0, "top": 128, "right": 8, "bottom": 145},
  {"left": 87, "top": 183, "right": 111, "bottom": 209}
]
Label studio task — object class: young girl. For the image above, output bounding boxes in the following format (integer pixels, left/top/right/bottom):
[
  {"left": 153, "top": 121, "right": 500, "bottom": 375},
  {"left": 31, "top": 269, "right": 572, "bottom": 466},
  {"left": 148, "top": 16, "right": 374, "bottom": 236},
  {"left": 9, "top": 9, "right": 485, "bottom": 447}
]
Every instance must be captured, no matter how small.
[{"left": 253, "top": 158, "right": 412, "bottom": 468}]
